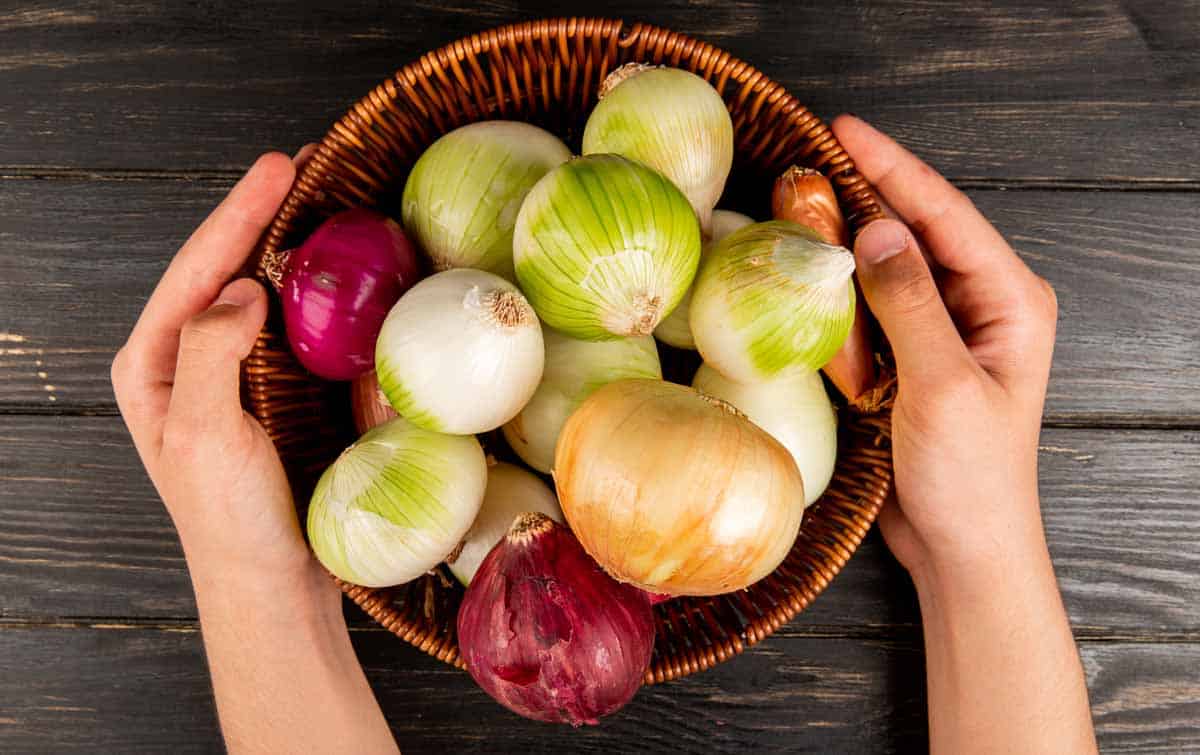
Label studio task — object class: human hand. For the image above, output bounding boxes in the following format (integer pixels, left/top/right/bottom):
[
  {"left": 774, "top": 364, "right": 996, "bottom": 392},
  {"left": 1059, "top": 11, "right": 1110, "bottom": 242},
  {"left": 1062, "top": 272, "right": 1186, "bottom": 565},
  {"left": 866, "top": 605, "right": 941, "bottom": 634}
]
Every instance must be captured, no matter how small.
[
  {"left": 831, "top": 116, "right": 1060, "bottom": 590},
  {"left": 111, "top": 149, "right": 329, "bottom": 594}
]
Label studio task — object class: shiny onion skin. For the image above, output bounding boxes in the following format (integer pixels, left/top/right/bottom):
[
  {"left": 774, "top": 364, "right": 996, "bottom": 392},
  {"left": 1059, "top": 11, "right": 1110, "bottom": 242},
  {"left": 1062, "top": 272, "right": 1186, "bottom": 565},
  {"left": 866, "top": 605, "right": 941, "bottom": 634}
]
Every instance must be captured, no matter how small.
[
  {"left": 281, "top": 208, "right": 421, "bottom": 381},
  {"left": 350, "top": 370, "right": 398, "bottom": 434},
  {"left": 457, "top": 513, "right": 654, "bottom": 726},
  {"left": 556, "top": 379, "right": 805, "bottom": 596}
]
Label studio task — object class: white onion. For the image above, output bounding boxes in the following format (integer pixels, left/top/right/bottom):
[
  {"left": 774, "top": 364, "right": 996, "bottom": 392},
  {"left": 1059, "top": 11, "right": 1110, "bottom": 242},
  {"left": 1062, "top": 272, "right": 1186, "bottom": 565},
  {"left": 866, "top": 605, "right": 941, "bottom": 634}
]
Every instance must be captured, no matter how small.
[
  {"left": 693, "top": 364, "right": 837, "bottom": 506},
  {"left": 375, "top": 269, "right": 544, "bottom": 434}
]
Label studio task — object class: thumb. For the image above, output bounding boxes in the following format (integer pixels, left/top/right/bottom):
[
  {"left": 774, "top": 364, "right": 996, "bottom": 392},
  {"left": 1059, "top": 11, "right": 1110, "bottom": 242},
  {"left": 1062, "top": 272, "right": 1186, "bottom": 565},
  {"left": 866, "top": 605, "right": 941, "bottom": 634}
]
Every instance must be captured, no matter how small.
[
  {"left": 854, "top": 219, "right": 971, "bottom": 387},
  {"left": 168, "top": 278, "right": 267, "bottom": 433}
]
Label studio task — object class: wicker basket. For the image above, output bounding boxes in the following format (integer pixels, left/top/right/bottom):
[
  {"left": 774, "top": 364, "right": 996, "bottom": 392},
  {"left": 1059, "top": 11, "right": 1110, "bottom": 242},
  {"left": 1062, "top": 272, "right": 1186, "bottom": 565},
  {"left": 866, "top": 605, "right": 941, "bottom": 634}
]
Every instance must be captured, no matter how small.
[{"left": 243, "top": 17, "right": 894, "bottom": 686}]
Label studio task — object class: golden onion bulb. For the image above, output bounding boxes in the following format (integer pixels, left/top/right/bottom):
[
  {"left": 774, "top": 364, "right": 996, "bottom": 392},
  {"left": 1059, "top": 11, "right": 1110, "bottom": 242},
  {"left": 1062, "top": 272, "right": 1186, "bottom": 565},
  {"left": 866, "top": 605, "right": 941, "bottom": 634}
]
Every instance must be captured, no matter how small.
[{"left": 554, "top": 378, "right": 805, "bottom": 596}]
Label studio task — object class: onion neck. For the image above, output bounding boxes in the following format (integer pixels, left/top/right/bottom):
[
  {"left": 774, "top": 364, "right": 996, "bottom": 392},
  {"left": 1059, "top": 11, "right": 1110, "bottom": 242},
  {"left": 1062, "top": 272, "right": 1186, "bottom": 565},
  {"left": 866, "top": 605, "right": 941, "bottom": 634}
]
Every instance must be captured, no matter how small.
[
  {"left": 599, "top": 62, "right": 655, "bottom": 98},
  {"left": 507, "top": 511, "right": 555, "bottom": 544},
  {"left": 464, "top": 286, "right": 535, "bottom": 329}
]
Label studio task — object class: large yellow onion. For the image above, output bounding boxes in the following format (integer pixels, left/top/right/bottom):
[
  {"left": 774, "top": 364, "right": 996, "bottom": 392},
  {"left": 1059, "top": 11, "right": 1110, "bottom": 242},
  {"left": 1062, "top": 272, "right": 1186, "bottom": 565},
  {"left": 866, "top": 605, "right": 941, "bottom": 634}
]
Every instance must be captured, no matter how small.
[{"left": 554, "top": 378, "right": 805, "bottom": 596}]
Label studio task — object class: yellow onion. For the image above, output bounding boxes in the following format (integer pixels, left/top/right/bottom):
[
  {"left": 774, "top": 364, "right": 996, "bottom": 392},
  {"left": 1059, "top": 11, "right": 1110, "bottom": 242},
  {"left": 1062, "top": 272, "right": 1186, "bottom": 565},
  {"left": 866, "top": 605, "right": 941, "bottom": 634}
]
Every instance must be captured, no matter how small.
[
  {"left": 554, "top": 378, "right": 805, "bottom": 596},
  {"left": 349, "top": 370, "right": 398, "bottom": 434}
]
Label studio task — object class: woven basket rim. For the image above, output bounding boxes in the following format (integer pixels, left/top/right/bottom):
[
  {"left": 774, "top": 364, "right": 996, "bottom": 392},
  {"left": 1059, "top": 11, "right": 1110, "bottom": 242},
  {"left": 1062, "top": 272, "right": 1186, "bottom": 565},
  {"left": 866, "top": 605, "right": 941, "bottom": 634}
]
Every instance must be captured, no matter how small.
[{"left": 243, "top": 16, "right": 894, "bottom": 687}]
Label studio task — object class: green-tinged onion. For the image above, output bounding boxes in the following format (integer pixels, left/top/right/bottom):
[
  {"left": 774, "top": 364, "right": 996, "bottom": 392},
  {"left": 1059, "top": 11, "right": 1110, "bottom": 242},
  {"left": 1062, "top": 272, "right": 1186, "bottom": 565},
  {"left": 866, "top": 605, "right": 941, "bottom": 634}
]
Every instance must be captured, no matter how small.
[
  {"left": 583, "top": 64, "right": 734, "bottom": 235},
  {"left": 445, "top": 462, "right": 563, "bottom": 585},
  {"left": 502, "top": 327, "right": 662, "bottom": 473},
  {"left": 513, "top": 154, "right": 702, "bottom": 340},
  {"left": 693, "top": 364, "right": 837, "bottom": 506},
  {"left": 690, "top": 220, "right": 856, "bottom": 383},
  {"left": 654, "top": 209, "right": 753, "bottom": 349},
  {"left": 401, "top": 121, "right": 571, "bottom": 280},
  {"left": 375, "top": 268, "right": 544, "bottom": 434},
  {"left": 307, "top": 416, "right": 487, "bottom": 588}
]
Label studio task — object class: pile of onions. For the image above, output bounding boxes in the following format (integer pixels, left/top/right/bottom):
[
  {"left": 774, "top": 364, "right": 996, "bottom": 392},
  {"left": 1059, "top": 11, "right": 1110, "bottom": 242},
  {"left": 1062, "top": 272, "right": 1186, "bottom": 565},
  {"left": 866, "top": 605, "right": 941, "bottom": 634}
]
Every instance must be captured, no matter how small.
[{"left": 555, "top": 379, "right": 805, "bottom": 596}]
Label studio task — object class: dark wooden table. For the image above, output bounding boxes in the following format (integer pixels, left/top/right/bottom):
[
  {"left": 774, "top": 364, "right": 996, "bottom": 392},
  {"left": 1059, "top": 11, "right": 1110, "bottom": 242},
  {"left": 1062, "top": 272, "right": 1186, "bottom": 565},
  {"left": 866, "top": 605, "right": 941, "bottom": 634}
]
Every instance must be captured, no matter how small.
[{"left": 2, "top": 2, "right": 1198, "bottom": 752}]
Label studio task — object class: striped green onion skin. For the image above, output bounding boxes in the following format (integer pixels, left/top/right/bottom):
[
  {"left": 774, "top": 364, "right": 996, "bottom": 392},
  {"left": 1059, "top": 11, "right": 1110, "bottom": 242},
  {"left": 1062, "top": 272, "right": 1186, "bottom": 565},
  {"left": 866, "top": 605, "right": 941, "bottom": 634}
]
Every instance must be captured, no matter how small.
[
  {"left": 502, "top": 327, "right": 662, "bottom": 473},
  {"left": 582, "top": 64, "right": 734, "bottom": 236},
  {"left": 654, "top": 209, "right": 753, "bottom": 349},
  {"left": 690, "top": 220, "right": 856, "bottom": 383},
  {"left": 307, "top": 416, "right": 487, "bottom": 588},
  {"left": 513, "top": 154, "right": 702, "bottom": 341},
  {"left": 401, "top": 121, "right": 571, "bottom": 281}
]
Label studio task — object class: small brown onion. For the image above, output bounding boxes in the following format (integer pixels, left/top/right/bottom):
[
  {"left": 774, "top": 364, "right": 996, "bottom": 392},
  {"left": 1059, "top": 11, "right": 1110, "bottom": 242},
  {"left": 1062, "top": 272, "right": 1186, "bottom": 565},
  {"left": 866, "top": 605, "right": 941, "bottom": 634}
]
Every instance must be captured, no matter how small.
[
  {"left": 457, "top": 512, "right": 655, "bottom": 726},
  {"left": 349, "top": 370, "right": 397, "bottom": 434},
  {"left": 555, "top": 379, "right": 805, "bottom": 596}
]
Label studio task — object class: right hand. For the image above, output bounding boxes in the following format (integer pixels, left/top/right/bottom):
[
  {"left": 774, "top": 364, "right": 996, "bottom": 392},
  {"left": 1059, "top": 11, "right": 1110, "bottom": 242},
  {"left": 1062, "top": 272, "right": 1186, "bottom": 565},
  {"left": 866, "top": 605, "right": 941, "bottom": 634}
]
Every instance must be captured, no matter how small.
[{"left": 831, "top": 116, "right": 1060, "bottom": 589}]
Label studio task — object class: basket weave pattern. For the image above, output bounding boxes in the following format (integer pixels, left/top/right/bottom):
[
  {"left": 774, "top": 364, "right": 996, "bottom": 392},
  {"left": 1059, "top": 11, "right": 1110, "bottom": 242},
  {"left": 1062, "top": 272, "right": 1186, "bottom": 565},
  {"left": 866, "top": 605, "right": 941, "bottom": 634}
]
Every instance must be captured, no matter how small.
[{"left": 244, "top": 17, "right": 893, "bottom": 685}]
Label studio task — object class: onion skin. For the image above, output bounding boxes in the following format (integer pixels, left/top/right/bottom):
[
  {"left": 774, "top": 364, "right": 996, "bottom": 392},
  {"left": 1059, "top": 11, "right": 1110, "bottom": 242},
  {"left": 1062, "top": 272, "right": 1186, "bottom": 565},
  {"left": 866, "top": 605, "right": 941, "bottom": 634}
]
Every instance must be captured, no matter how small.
[
  {"left": 281, "top": 208, "right": 421, "bottom": 381},
  {"left": 771, "top": 167, "right": 876, "bottom": 403},
  {"left": 555, "top": 379, "right": 805, "bottom": 596},
  {"left": 350, "top": 370, "right": 398, "bottom": 434},
  {"left": 457, "top": 513, "right": 655, "bottom": 726}
]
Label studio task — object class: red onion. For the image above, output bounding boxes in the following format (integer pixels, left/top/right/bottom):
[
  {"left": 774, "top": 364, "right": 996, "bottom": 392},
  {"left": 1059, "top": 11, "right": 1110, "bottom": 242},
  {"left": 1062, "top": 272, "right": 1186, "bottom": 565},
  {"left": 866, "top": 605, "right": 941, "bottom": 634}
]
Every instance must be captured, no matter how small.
[
  {"left": 350, "top": 369, "right": 397, "bottom": 434},
  {"left": 457, "top": 512, "right": 655, "bottom": 726},
  {"left": 280, "top": 208, "right": 420, "bottom": 380}
]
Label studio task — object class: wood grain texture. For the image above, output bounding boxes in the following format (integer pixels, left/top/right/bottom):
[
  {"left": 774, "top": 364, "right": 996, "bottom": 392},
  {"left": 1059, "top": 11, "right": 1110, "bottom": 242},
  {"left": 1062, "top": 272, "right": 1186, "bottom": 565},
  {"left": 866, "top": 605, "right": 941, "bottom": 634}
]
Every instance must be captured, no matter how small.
[
  {"left": 0, "top": 626, "right": 1195, "bottom": 753},
  {"left": 3, "top": 416, "right": 1197, "bottom": 638},
  {"left": 0, "top": 0, "right": 1196, "bottom": 181},
  {"left": 3, "top": 181, "right": 1198, "bottom": 419}
]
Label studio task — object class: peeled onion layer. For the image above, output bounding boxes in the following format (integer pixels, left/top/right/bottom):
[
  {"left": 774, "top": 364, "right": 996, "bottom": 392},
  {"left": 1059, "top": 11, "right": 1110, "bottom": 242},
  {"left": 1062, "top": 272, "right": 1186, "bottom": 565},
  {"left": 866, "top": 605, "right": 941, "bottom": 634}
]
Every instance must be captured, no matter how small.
[
  {"left": 445, "top": 462, "right": 563, "bottom": 585},
  {"left": 693, "top": 364, "right": 837, "bottom": 507},
  {"left": 307, "top": 416, "right": 487, "bottom": 588},
  {"left": 401, "top": 121, "right": 570, "bottom": 281},
  {"left": 502, "top": 327, "right": 662, "bottom": 473},
  {"left": 690, "top": 220, "right": 856, "bottom": 383},
  {"left": 654, "top": 209, "right": 754, "bottom": 350},
  {"left": 375, "top": 269, "right": 544, "bottom": 435},
  {"left": 583, "top": 64, "right": 734, "bottom": 236},
  {"left": 513, "top": 154, "right": 702, "bottom": 341},
  {"left": 555, "top": 378, "right": 805, "bottom": 597}
]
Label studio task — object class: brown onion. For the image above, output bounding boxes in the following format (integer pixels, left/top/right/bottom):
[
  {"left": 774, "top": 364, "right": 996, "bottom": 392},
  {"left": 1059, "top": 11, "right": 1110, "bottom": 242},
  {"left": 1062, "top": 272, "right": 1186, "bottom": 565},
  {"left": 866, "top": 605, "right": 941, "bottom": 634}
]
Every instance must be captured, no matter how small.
[
  {"left": 457, "top": 512, "right": 655, "bottom": 726},
  {"left": 349, "top": 370, "right": 397, "bottom": 434}
]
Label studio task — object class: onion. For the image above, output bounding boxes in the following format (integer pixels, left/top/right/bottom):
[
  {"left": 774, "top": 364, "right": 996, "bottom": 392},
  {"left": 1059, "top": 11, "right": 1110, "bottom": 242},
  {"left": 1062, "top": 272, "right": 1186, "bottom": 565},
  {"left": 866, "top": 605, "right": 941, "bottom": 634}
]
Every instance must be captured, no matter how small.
[
  {"left": 349, "top": 370, "right": 397, "bottom": 434},
  {"left": 457, "top": 512, "right": 655, "bottom": 725},
  {"left": 280, "top": 208, "right": 421, "bottom": 380},
  {"left": 692, "top": 364, "right": 837, "bottom": 506},
  {"left": 402, "top": 121, "right": 570, "bottom": 280},
  {"left": 306, "top": 416, "right": 486, "bottom": 588},
  {"left": 375, "top": 269, "right": 544, "bottom": 434},
  {"left": 653, "top": 209, "right": 753, "bottom": 349},
  {"left": 501, "top": 327, "right": 661, "bottom": 473},
  {"left": 555, "top": 379, "right": 805, "bottom": 596},
  {"left": 513, "top": 154, "right": 702, "bottom": 341},
  {"left": 445, "top": 462, "right": 563, "bottom": 585},
  {"left": 583, "top": 64, "right": 734, "bottom": 236},
  {"left": 689, "top": 220, "right": 856, "bottom": 383}
]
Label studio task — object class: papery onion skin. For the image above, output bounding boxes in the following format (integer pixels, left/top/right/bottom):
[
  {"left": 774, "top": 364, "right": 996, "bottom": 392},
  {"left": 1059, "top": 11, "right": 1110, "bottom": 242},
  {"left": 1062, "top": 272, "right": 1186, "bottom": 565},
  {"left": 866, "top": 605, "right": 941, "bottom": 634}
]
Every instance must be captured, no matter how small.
[
  {"left": 307, "top": 416, "right": 487, "bottom": 588},
  {"left": 654, "top": 209, "right": 753, "bottom": 350},
  {"left": 446, "top": 462, "right": 564, "bottom": 586},
  {"left": 375, "top": 269, "right": 544, "bottom": 435},
  {"left": 693, "top": 364, "right": 837, "bottom": 507},
  {"left": 555, "top": 379, "right": 805, "bottom": 596},
  {"left": 457, "top": 512, "right": 655, "bottom": 726},
  {"left": 350, "top": 370, "right": 398, "bottom": 434},
  {"left": 402, "top": 122, "right": 570, "bottom": 280},
  {"left": 583, "top": 64, "right": 734, "bottom": 236},
  {"left": 281, "top": 208, "right": 421, "bottom": 381},
  {"left": 502, "top": 327, "right": 662, "bottom": 473},
  {"left": 513, "top": 154, "right": 702, "bottom": 341},
  {"left": 690, "top": 220, "right": 856, "bottom": 383}
]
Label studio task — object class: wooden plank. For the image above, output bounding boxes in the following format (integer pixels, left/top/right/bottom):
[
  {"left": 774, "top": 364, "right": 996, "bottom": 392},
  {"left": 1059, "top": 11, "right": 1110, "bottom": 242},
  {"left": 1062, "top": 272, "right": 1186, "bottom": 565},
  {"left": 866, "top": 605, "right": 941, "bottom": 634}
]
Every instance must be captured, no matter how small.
[
  {"left": 0, "top": 625, "right": 1195, "bottom": 753},
  {"left": 0, "top": 0, "right": 1196, "bottom": 181},
  {"left": 2, "top": 416, "right": 1197, "bottom": 638},
  {"left": 3, "top": 180, "right": 1198, "bottom": 419}
]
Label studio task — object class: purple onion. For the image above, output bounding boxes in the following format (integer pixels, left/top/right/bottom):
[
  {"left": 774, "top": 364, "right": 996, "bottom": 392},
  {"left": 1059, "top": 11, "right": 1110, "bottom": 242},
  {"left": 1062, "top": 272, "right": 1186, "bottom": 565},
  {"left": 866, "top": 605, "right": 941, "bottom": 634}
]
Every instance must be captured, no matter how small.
[{"left": 281, "top": 208, "right": 420, "bottom": 380}]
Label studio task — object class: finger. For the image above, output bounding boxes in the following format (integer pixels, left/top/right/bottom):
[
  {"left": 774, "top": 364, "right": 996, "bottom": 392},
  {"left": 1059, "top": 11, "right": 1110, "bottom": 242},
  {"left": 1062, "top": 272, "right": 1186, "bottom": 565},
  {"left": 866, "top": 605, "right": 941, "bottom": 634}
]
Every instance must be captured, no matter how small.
[
  {"left": 854, "top": 219, "right": 974, "bottom": 389},
  {"left": 166, "top": 278, "right": 268, "bottom": 440},
  {"left": 832, "top": 115, "right": 1024, "bottom": 281},
  {"left": 125, "top": 152, "right": 294, "bottom": 387}
]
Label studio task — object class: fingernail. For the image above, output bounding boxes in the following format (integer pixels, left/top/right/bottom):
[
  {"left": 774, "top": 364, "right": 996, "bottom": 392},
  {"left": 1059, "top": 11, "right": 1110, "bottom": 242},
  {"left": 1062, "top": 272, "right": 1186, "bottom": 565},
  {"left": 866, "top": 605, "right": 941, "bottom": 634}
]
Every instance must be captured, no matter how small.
[
  {"left": 855, "top": 219, "right": 910, "bottom": 264},
  {"left": 216, "top": 278, "right": 261, "bottom": 308}
]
